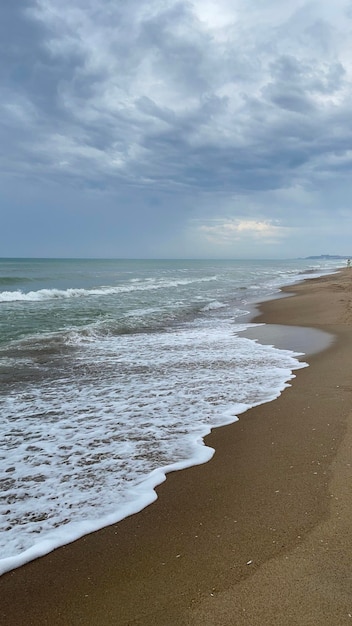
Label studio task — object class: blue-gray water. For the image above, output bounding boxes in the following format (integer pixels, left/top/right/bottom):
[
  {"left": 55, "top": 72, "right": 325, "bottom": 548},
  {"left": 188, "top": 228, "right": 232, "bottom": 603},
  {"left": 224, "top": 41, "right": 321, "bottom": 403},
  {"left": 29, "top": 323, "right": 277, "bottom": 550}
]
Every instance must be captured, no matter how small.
[{"left": 0, "top": 258, "right": 341, "bottom": 574}]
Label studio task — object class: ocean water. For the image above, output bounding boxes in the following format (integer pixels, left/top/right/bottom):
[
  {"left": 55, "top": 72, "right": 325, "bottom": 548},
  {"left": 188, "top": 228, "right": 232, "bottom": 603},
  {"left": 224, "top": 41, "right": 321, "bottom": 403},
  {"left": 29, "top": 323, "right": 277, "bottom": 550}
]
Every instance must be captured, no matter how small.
[{"left": 0, "top": 258, "right": 341, "bottom": 575}]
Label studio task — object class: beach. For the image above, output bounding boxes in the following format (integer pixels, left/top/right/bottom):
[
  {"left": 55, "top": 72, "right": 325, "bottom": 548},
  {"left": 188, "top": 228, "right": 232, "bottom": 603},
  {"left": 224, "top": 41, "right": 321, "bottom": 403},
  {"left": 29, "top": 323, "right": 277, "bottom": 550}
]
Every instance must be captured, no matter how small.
[{"left": 2, "top": 267, "right": 352, "bottom": 625}]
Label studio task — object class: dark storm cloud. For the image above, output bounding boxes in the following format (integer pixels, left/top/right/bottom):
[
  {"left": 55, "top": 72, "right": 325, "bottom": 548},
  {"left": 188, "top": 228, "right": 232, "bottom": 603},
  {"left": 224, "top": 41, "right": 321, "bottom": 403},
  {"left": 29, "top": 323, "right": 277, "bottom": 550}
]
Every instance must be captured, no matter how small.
[
  {"left": 2, "top": 0, "right": 352, "bottom": 257},
  {"left": 0, "top": 1, "right": 346, "bottom": 188},
  {"left": 0, "top": 3, "right": 83, "bottom": 117}
]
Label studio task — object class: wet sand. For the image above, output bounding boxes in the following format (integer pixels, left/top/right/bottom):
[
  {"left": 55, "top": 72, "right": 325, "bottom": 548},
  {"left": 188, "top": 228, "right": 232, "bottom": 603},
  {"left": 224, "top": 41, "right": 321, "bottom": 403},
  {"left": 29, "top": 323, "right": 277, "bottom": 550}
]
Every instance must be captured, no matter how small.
[{"left": 2, "top": 268, "right": 352, "bottom": 625}]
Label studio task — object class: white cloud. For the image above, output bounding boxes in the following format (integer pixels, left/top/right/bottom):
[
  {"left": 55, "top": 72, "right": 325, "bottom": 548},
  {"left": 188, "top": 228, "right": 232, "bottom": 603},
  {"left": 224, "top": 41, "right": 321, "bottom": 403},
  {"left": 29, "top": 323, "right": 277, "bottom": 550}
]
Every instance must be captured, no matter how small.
[{"left": 197, "top": 218, "right": 290, "bottom": 245}]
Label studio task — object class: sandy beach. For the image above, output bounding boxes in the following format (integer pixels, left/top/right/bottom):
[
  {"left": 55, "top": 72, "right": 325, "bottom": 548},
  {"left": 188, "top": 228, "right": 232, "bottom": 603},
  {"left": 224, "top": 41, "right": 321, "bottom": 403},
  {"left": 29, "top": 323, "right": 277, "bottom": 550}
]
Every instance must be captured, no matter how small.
[{"left": 2, "top": 267, "right": 352, "bottom": 625}]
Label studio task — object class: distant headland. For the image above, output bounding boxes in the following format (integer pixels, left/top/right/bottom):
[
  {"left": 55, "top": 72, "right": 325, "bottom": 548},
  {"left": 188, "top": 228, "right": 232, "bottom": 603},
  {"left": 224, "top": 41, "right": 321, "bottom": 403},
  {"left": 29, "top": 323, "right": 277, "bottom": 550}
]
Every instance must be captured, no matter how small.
[{"left": 304, "top": 255, "right": 350, "bottom": 260}]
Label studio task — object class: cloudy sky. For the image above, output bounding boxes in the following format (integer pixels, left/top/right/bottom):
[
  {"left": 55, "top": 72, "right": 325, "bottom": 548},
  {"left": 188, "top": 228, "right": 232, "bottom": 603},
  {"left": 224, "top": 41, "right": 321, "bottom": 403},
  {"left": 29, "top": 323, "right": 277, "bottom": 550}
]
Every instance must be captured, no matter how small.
[{"left": 2, "top": 0, "right": 352, "bottom": 258}]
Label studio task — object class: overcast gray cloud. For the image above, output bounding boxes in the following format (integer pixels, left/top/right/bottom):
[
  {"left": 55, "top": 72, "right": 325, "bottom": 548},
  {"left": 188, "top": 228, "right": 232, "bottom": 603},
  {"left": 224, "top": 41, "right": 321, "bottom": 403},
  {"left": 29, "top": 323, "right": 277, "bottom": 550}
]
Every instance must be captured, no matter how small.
[{"left": 1, "top": 0, "right": 352, "bottom": 258}]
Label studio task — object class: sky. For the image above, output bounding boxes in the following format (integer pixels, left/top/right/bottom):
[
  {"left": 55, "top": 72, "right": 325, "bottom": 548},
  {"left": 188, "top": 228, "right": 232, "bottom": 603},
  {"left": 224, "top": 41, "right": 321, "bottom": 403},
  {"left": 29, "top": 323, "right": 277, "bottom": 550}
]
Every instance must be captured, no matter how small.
[{"left": 2, "top": 0, "right": 352, "bottom": 259}]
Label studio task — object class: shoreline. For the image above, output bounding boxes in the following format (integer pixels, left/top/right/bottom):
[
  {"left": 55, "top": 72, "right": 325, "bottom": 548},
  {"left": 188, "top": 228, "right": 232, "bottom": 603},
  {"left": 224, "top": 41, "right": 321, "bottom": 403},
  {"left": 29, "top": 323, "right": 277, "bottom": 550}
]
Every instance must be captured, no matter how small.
[{"left": 2, "top": 268, "right": 352, "bottom": 624}]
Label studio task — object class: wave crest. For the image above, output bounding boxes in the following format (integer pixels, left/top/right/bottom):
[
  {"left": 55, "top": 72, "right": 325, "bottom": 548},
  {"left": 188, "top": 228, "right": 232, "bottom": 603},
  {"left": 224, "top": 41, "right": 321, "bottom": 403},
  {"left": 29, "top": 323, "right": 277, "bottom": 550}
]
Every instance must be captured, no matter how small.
[{"left": 0, "top": 276, "right": 217, "bottom": 303}]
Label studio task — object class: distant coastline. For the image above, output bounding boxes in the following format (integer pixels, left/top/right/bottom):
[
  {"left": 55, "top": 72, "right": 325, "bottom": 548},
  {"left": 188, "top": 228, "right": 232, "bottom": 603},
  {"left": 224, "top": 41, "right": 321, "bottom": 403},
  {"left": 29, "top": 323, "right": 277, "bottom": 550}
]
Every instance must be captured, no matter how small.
[{"left": 304, "top": 254, "right": 350, "bottom": 260}]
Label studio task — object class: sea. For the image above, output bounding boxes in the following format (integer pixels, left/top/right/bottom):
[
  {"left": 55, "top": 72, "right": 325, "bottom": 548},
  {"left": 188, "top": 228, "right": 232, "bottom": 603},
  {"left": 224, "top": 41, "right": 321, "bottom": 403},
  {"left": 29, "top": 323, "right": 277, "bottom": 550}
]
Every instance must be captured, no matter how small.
[{"left": 0, "top": 257, "right": 341, "bottom": 575}]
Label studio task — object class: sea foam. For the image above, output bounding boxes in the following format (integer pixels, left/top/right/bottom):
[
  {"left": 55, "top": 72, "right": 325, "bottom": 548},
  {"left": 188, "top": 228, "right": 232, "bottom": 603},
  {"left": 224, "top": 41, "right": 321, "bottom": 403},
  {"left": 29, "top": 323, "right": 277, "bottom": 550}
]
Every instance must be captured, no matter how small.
[{"left": 0, "top": 320, "right": 306, "bottom": 575}]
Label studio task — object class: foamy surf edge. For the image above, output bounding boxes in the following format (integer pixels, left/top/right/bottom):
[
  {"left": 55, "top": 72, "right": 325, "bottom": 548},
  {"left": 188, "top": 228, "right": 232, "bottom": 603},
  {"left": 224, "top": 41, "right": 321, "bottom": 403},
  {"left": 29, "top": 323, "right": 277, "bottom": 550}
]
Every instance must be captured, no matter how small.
[{"left": 0, "top": 357, "right": 306, "bottom": 577}]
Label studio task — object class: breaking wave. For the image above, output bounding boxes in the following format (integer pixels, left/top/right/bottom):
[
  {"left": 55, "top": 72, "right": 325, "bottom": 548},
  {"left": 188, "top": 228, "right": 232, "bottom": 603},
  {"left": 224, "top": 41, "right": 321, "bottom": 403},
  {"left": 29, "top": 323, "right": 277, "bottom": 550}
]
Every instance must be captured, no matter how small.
[{"left": 0, "top": 276, "right": 217, "bottom": 302}]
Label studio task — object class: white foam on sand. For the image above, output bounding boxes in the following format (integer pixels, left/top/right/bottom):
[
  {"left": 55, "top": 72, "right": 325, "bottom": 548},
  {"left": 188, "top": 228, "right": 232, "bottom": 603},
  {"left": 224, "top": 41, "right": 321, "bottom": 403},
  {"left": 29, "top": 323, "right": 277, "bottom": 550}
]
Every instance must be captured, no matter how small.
[{"left": 0, "top": 320, "right": 307, "bottom": 576}]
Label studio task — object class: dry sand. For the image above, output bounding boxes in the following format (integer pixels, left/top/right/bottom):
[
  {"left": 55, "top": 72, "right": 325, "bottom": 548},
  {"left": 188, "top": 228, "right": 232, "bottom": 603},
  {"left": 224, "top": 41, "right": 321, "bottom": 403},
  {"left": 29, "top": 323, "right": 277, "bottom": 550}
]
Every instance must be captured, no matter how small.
[{"left": 2, "top": 268, "right": 352, "bottom": 625}]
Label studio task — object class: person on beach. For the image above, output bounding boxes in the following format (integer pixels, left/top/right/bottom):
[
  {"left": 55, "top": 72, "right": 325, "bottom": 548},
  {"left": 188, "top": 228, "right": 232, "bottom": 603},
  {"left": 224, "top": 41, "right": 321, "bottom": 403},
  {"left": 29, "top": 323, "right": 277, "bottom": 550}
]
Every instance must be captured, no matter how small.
[{"left": 347, "top": 258, "right": 351, "bottom": 268}]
